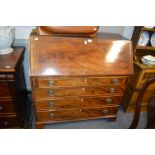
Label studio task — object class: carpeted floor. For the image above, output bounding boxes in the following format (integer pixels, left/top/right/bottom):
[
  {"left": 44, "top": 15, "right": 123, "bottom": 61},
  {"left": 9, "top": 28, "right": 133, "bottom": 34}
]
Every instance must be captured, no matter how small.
[{"left": 42, "top": 107, "right": 147, "bottom": 129}]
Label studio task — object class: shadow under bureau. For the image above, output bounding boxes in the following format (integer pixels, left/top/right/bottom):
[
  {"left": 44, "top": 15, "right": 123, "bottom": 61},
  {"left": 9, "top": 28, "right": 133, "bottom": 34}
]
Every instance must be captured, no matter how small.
[{"left": 30, "top": 30, "right": 133, "bottom": 128}]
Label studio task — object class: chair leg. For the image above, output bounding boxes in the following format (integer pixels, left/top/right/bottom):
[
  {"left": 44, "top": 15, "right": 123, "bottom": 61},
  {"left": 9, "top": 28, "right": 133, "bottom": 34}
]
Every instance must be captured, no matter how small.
[
  {"left": 129, "top": 78, "right": 155, "bottom": 129},
  {"left": 129, "top": 106, "right": 141, "bottom": 129},
  {"left": 129, "top": 89, "right": 145, "bottom": 129}
]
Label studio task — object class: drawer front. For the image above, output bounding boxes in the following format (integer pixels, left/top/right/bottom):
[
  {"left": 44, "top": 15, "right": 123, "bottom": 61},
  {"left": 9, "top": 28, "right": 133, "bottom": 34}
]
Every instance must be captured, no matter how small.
[
  {"left": 0, "top": 116, "right": 19, "bottom": 129},
  {"left": 0, "top": 74, "right": 14, "bottom": 81},
  {"left": 35, "top": 96, "right": 122, "bottom": 111},
  {"left": 36, "top": 106, "right": 118, "bottom": 122},
  {"left": 0, "top": 100, "right": 15, "bottom": 114},
  {"left": 34, "top": 85, "right": 126, "bottom": 99},
  {"left": 36, "top": 77, "right": 127, "bottom": 88},
  {"left": 0, "top": 83, "right": 12, "bottom": 98}
]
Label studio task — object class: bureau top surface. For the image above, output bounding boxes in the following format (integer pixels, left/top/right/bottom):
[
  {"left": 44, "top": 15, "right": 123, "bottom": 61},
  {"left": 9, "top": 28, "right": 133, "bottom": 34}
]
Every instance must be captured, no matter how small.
[
  {"left": 0, "top": 47, "right": 25, "bottom": 73},
  {"left": 30, "top": 32, "right": 133, "bottom": 77}
]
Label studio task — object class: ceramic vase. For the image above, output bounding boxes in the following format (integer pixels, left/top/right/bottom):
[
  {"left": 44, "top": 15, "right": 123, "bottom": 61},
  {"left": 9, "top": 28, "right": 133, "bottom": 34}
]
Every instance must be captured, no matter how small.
[{"left": 0, "top": 26, "right": 15, "bottom": 54}]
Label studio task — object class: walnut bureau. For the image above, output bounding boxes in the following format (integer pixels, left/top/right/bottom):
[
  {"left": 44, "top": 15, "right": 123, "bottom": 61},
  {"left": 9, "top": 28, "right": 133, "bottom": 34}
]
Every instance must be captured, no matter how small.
[
  {"left": 30, "top": 30, "right": 133, "bottom": 128},
  {"left": 0, "top": 47, "right": 27, "bottom": 128}
]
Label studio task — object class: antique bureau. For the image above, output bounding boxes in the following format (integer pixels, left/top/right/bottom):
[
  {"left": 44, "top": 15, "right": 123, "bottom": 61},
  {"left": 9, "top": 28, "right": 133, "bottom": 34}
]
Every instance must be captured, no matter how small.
[
  {"left": 0, "top": 47, "right": 27, "bottom": 128},
  {"left": 30, "top": 30, "right": 133, "bottom": 128}
]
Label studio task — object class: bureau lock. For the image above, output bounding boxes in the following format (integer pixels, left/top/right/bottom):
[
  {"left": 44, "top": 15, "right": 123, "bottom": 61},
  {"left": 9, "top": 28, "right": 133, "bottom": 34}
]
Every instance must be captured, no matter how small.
[
  {"left": 79, "top": 109, "right": 83, "bottom": 112},
  {"left": 110, "top": 87, "right": 116, "bottom": 93}
]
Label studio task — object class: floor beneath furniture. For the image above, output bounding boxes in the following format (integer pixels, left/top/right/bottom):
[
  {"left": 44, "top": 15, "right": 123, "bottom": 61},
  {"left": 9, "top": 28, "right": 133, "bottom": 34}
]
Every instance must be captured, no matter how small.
[{"left": 37, "top": 107, "right": 146, "bottom": 129}]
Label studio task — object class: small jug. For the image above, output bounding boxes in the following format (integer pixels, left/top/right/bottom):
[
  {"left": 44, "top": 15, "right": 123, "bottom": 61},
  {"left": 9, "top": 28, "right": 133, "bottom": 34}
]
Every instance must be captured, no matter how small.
[{"left": 0, "top": 26, "right": 15, "bottom": 54}]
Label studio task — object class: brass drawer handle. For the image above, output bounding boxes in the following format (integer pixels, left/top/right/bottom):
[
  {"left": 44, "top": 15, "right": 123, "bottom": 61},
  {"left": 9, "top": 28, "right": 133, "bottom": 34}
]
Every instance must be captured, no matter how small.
[
  {"left": 105, "top": 98, "right": 113, "bottom": 104},
  {"left": 48, "top": 102, "right": 55, "bottom": 107},
  {"left": 48, "top": 90, "right": 55, "bottom": 96},
  {"left": 102, "top": 109, "right": 109, "bottom": 115},
  {"left": 0, "top": 106, "right": 4, "bottom": 110},
  {"left": 48, "top": 81, "right": 55, "bottom": 86},
  {"left": 49, "top": 113, "right": 55, "bottom": 118},
  {"left": 111, "top": 79, "right": 119, "bottom": 84},
  {"left": 110, "top": 87, "right": 116, "bottom": 93}
]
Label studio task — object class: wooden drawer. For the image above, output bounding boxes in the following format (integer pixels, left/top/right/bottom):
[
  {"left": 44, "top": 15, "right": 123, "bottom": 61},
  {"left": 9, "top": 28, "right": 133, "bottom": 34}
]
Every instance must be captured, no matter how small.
[
  {"left": 0, "top": 74, "right": 14, "bottom": 81},
  {"left": 34, "top": 85, "right": 126, "bottom": 99},
  {"left": 35, "top": 77, "right": 127, "bottom": 88},
  {"left": 0, "top": 100, "right": 15, "bottom": 114},
  {"left": 0, "top": 82, "right": 12, "bottom": 98},
  {"left": 36, "top": 106, "right": 119, "bottom": 122},
  {"left": 0, "top": 115, "right": 19, "bottom": 129},
  {"left": 35, "top": 96, "right": 122, "bottom": 111}
]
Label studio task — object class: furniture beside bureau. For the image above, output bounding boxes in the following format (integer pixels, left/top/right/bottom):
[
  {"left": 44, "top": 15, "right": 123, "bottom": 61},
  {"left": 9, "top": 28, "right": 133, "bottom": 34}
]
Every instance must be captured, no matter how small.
[
  {"left": 30, "top": 30, "right": 133, "bottom": 128},
  {"left": 0, "top": 47, "right": 28, "bottom": 128},
  {"left": 122, "top": 26, "right": 155, "bottom": 112}
]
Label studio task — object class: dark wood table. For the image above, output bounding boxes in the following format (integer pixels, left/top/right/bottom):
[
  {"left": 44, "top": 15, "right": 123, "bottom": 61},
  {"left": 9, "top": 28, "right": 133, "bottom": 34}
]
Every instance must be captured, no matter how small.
[{"left": 0, "top": 47, "right": 28, "bottom": 128}]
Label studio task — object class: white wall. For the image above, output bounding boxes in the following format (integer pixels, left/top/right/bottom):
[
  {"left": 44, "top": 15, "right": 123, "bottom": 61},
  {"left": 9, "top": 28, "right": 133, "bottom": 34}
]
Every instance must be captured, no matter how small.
[
  {"left": 15, "top": 26, "right": 134, "bottom": 40},
  {"left": 15, "top": 26, "right": 36, "bottom": 39},
  {"left": 98, "top": 26, "right": 125, "bottom": 34},
  {"left": 123, "top": 26, "right": 135, "bottom": 39}
]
